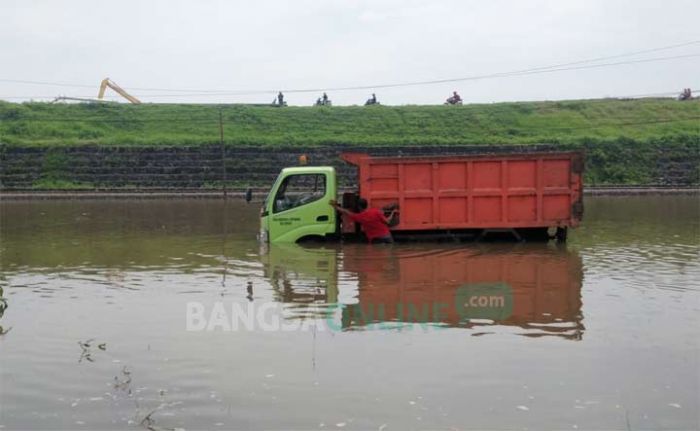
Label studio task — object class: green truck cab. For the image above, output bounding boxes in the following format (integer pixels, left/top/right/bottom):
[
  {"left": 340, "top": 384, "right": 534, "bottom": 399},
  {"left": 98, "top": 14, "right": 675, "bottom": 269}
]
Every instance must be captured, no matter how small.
[{"left": 260, "top": 166, "right": 338, "bottom": 243}]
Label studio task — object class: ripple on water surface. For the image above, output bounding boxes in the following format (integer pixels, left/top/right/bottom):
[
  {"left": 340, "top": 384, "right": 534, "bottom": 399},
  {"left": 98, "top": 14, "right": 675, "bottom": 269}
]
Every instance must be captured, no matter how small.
[{"left": 0, "top": 196, "right": 698, "bottom": 430}]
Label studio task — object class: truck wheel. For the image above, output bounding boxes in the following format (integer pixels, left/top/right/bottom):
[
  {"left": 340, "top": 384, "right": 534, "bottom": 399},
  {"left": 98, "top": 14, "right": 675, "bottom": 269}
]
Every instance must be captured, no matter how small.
[
  {"left": 555, "top": 227, "right": 568, "bottom": 243},
  {"left": 297, "top": 235, "right": 325, "bottom": 244}
]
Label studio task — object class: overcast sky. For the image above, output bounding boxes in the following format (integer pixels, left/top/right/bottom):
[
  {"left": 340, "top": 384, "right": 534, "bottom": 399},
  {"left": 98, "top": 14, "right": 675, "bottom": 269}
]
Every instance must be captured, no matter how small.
[{"left": 1, "top": 0, "right": 698, "bottom": 105}]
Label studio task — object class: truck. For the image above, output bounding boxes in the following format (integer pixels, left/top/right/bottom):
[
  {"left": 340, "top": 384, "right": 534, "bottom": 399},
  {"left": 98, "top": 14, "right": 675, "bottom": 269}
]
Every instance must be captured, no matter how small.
[{"left": 259, "top": 151, "right": 584, "bottom": 244}]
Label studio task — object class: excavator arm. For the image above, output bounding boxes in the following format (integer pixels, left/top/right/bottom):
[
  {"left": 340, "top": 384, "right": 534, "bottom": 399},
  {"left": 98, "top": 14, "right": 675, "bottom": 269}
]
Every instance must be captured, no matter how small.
[{"left": 98, "top": 78, "right": 141, "bottom": 104}]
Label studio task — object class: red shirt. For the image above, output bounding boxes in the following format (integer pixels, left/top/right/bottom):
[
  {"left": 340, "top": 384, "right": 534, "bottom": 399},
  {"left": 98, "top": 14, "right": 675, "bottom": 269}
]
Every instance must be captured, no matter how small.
[{"left": 348, "top": 208, "right": 391, "bottom": 242}]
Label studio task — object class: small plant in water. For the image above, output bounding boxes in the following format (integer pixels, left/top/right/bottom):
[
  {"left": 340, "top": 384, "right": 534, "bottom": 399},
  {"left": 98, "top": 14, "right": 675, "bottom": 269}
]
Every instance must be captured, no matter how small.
[
  {"left": 77, "top": 338, "right": 107, "bottom": 363},
  {"left": 0, "top": 286, "right": 10, "bottom": 336},
  {"left": 114, "top": 366, "right": 132, "bottom": 392}
]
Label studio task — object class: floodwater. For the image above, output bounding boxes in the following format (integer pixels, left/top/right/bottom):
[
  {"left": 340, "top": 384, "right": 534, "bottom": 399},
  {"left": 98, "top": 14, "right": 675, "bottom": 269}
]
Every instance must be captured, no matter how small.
[{"left": 0, "top": 196, "right": 698, "bottom": 430}]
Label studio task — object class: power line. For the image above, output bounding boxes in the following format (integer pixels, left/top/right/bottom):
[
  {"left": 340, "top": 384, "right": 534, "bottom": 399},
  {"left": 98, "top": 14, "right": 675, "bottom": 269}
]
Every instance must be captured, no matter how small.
[
  {"left": 0, "top": 40, "right": 698, "bottom": 95},
  {"left": 460, "top": 40, "right": 700, "bottom": 75},
  {"left": 48, "top": 53, "right": 700, "bottom": 98},
  {"left": 273, "top": 54, "right": 700, "bottom": 95},
  {"left": 1, "top": 51, "right": 698, "bottom": 102}
]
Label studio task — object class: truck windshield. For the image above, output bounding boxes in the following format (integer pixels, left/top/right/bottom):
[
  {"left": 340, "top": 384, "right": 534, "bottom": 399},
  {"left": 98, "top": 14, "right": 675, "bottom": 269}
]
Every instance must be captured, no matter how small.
[{"left": 273, "top": 174, "right": 326, "bottom": 213}]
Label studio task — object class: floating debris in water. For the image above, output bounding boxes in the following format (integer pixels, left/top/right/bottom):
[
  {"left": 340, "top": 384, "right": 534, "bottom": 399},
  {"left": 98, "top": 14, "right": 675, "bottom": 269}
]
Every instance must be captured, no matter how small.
[
  {"left": 668, "top": 403, "right": 681, "bottom": 408},
  {"left": 516, "top": 405, "right": 530, "bottom": 411}
]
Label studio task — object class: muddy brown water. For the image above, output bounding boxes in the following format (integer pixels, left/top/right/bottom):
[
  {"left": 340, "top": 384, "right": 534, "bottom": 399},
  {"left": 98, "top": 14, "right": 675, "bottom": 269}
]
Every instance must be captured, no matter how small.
[{"left": 0, "top": 196, "right": 698, "bottom": 430}]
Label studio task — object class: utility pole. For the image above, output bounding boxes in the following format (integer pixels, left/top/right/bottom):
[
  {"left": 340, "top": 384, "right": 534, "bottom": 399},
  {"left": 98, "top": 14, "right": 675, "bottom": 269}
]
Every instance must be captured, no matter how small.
[
  {"left": 219, "top": 110, "right": 227, "bottom": 199},
  {"left": 220, "top": 109, "right": 228, "bottom": 296}
]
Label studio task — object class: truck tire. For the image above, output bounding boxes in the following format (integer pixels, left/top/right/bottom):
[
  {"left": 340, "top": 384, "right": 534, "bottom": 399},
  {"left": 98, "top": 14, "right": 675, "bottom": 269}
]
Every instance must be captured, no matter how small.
[{"left": 555, "top": 227, "right": 568, "bottom": 243}]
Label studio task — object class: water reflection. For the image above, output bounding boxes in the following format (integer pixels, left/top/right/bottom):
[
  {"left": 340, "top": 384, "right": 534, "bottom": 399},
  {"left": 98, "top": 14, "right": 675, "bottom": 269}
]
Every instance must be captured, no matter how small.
[
  {"left": 1, "top": 197, "right": 698, "bottom": 430},
  {"left": 262, "top": 244, "right": 339, "bottom": 305},
  {"left": 0, "top": 285, "right": 9, "bottom": 336},
  {"left": 262, "top": 244, "right": 584, "bottom": 339},
  {"left": 2, "top": 200, "right": 588, "bottom": 339}
]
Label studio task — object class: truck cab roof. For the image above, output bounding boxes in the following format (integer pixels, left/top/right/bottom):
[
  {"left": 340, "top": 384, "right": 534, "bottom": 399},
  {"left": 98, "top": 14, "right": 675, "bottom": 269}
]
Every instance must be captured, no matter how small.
[{"left": 280, "top": 166, "right": 335, "bottom": 175}]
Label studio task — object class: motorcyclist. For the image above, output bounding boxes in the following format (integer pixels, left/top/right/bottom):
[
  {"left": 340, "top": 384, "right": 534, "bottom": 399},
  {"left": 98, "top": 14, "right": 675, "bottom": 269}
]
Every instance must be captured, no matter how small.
[
  {"left": 679, "top": 88, "right": 692, "bottom": 101},
  {"left": 446, "top": 91, "right": 462, "bottom": 104},
  {"left": 366, "top": 93, "right": 378, "bottom": 105}
]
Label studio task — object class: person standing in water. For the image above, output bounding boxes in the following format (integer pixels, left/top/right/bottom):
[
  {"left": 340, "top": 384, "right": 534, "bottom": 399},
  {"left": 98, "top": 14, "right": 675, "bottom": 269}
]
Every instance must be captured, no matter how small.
[{"left": 330, "top": 198, "right": 395, "bottom": 244}]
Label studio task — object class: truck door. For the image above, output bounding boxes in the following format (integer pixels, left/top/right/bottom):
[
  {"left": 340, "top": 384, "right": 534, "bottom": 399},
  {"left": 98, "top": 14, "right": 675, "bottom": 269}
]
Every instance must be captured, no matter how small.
[{"left": 268, "top": 173, "right": 335, "bottom": 242}]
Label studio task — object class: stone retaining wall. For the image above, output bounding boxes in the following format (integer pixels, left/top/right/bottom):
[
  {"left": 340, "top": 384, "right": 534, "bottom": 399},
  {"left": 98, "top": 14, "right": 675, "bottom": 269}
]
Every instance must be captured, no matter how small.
[{"left": 0, "top": 144, "right": 697, "bottom": 189}]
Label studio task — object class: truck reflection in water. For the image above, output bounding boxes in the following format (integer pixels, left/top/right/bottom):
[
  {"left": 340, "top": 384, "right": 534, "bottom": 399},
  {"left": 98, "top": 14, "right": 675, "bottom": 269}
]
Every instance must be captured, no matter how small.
[{"left": 261, "top": 244, "right": 584, "bottom": 340}]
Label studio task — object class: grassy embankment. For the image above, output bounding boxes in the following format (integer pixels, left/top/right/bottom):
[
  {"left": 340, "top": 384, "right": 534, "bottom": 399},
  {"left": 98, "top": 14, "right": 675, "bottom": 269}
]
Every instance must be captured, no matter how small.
[{"left": 0, "top": 98, "right": 698, "bottom": 186}]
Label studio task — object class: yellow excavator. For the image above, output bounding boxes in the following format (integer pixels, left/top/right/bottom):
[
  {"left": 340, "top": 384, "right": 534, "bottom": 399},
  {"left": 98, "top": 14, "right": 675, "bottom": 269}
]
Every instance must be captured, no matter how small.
[{"left": 97, "top": 78, "right": 141, "bottom": 104}]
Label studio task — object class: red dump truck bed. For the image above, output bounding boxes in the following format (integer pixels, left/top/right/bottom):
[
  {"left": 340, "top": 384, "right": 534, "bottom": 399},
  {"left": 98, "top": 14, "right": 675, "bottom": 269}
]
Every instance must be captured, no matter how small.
[{"left": 341, "top": 152, "right": 584, "bottom": 233}]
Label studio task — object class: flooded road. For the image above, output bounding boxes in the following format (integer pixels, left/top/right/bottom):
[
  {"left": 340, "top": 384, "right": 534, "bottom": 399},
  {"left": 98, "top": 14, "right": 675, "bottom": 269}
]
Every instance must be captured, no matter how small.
[{"left": 1, "top": 196, "right": 698, "bottom": 430}]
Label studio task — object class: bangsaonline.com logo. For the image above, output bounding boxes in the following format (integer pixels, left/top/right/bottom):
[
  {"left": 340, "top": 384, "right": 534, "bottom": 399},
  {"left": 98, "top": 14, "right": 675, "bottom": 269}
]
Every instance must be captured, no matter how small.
[{"left": 186, "top": 283, "right": 513, "bottom": 332}]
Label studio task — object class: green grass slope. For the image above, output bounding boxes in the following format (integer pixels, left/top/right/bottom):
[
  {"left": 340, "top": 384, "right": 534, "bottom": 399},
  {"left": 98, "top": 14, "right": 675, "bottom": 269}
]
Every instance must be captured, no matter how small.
[{"left": 0, "top": 98, "right": 698, "bottom": 147}]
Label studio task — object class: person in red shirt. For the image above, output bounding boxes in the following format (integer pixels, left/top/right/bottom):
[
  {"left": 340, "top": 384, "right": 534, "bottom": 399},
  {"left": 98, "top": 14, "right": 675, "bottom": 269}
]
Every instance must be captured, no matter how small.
[{"left": 330, "top": 198, "right": 395, "bottom": 244}]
